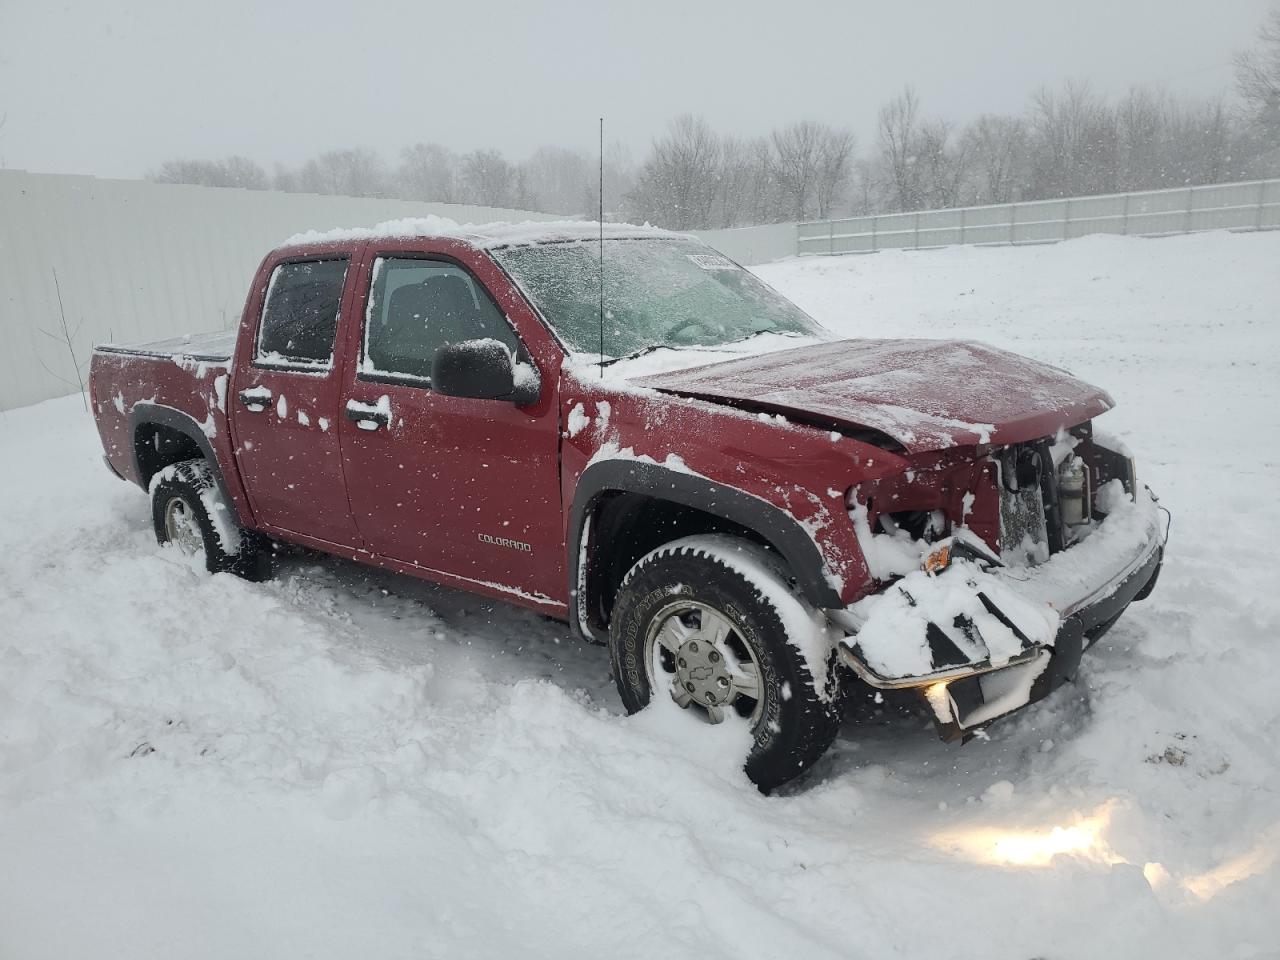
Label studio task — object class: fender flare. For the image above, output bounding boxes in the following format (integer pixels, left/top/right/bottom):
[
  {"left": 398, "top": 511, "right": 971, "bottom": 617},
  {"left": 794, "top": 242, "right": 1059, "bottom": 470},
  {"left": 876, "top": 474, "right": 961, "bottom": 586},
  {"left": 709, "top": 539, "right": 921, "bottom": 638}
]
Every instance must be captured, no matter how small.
[
  {"left": 127, "top": 402, "right": 245, "bottom": 522},
  {"left": 568, "top": 458, "right": 843, "bottom": 639}
]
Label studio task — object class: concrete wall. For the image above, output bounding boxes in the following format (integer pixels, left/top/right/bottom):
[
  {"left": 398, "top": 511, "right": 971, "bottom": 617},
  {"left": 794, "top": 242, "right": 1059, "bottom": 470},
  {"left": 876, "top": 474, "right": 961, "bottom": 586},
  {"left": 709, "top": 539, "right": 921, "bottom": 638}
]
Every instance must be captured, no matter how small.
[
  {"left": 693, "top": 221, "right": 799, "bottom": 265},
  {"left": 0, "top": 170, "right": 558, "bottom": 411}
]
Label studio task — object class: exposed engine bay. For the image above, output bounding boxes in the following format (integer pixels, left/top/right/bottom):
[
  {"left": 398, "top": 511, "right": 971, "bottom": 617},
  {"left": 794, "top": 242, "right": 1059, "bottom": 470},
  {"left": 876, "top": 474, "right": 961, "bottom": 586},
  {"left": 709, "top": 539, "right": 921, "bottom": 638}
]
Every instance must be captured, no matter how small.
[{"left": 834, "top": 423, "right": 1165, "bottom": 739}]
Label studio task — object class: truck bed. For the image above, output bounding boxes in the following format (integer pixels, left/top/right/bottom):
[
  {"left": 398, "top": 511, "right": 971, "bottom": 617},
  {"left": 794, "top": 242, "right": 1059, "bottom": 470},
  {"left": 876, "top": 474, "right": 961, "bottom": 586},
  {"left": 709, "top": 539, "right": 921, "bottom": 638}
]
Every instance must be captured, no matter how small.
[
  {"left": 95, "top": 329, "right": 236, "bottom": 363},
  {"left": 90, "top": 329, "right": 238, "bottom": 502}
]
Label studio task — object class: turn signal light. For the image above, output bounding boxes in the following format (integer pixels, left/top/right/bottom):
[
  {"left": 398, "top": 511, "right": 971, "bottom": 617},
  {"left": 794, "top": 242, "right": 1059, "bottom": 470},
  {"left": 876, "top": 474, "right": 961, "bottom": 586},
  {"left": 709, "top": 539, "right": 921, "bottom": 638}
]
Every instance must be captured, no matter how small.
[{"left": 924, "top": 543, "right": 952, "bottom": 574}]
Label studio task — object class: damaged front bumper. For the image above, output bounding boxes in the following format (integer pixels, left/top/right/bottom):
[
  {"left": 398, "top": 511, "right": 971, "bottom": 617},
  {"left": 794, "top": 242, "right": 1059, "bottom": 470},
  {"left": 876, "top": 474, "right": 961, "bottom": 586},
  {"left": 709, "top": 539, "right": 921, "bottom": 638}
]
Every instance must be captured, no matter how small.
[{"left": 831, "top": 487, "right": 1167, "bottom": 740}]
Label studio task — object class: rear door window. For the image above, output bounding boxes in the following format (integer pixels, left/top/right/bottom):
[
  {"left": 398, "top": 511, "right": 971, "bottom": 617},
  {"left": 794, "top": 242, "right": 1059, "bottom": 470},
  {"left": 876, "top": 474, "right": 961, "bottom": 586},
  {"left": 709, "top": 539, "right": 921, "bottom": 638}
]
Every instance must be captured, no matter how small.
[{"left": 256, "top": 258, "right": 349, "bottom": 368}]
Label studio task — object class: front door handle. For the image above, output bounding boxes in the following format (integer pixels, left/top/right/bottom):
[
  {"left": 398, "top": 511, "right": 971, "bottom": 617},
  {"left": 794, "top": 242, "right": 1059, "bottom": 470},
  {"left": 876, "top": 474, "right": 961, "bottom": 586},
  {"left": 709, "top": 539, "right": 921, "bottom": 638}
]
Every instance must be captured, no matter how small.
[{"left": 345, "top": 400, "right": 391, "bottom": 430}]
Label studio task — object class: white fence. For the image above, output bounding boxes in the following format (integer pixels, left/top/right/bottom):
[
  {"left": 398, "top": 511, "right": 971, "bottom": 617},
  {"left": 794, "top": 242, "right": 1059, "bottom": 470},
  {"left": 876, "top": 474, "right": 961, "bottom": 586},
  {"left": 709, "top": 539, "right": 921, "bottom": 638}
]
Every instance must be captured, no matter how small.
[
  {"left": 0, "top": 170, "right": 557, "bottom": 411},
  {"left": 797, "top": 178, "right": 1280, "bottom": 255}
]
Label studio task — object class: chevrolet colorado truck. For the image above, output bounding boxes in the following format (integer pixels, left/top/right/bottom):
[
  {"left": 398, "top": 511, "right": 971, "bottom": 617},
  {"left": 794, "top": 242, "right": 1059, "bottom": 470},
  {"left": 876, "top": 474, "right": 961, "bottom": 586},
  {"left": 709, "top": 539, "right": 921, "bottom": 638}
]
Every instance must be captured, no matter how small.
[{"left": 90, "top": 221, "right": 1166, "bottom": 790}]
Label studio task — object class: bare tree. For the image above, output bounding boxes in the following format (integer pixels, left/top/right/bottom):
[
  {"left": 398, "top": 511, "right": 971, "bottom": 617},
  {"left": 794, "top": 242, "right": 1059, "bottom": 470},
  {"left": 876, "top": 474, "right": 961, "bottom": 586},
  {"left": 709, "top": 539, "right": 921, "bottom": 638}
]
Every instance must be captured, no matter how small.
[
  {"left": 271, "top": 165, "right": 300, "bottom": 193},
  {"left": 625, "top": 115, "right": 722, "bottom": 229},
  {"left": 847, "top": 157, "right": 878, "bottom": 215},
  {"left": 33, "top": 268, "right": 88, "bottom": 411},
  {"left": 1166, "top": 97, "right": 1236, "bottom": 184},
  {"left": 460, "top": 149, "right": 516, "bottom": 207},
  {"left": 511, "top": 165, "right": 536, "bottom": 211},
  {"left": 222, "top": 156, "right": 270, "bottom": 190},
  {"left": 875, "top": 89, "right": 970, "bottom": 212},
  {"left": 769, "top": 121, "right": 822, "bottom": 220},
  {"left": 1236, "top": 5, "right": 1280, "bottom": 129},
  {"left": 742, "top": 137, "right": 785, "bottom": 224},
  {"left": 1026, "top": 80, "right": 1118, "bottom": 198},
  {"left": 602, "top": 141, "right": 636, "bottom": 218},
  {"left": 295, "top": 149, "right": 387, "bottom": 197},
  {"left": 520, "top": 146, "right": 590, "bottom": 214},
  {"left": 579, "top": 141, "right": 638, "bottom": 220},
  {"left": 814, "top": 127, "right": 856, "bottom": 219},
  {"left": 1236, "top": 5, "right": 1280, "bottom": 175},
  {"left": 814, "top": 128, "right": 855, "bottom": 216},
  {"left": 878, "top": 87, "right": 926, "bottom": 211},
  {"left": 914, "top": 120, "right": 968, "bottom": 208},
  {"left": 396, "top": 142, "right": 459, "bottom": 202},
  {"left": 962, "top": 115, "right": 1027, "bottom": 204},
  {"left": 1114, "top": 87, "right": 1170, "bottom": 190},
  {"left": 138, "top": 63, "right": 1273, "bottom": 228},
  {"left": 150, "top": 156, "right": 270, "bottom": 190},
  {"left": 714, "top": 136, "right": 762, "bottom": 227}
]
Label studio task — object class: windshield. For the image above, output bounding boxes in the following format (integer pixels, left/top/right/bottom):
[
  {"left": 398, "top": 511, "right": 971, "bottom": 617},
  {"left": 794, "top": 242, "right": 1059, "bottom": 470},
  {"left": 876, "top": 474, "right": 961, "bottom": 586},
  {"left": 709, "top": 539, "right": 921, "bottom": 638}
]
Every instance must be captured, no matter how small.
[{"left": 492, "top": 237, "right": 824, "bottom": 358}]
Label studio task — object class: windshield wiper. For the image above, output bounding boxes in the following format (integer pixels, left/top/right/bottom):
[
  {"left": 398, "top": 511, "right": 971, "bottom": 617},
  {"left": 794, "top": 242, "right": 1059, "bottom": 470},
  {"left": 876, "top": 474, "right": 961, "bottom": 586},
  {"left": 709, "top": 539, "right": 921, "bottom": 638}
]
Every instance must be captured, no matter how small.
[
  {"left": 722, "top": 329, "right": 795, "bottom": 348},
  {"left": 599, "top": 343, "right": 683, "bottom": 368},
  {"left": 599, "top": 330, "right": 800, "bottom": 368}
]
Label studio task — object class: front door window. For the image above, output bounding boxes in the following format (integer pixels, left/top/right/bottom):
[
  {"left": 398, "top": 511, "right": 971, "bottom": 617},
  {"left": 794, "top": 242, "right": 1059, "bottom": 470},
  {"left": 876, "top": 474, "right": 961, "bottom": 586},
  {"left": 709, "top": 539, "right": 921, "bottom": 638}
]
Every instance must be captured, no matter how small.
[{"left": 361, "top": 258, "right": 519, "bottom": 384}]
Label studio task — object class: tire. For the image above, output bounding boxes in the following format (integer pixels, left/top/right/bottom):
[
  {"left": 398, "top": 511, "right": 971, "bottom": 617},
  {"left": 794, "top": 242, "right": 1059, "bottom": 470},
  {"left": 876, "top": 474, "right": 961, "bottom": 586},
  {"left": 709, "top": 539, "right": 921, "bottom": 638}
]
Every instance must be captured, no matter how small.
[
  {"left": 609, "top": 534, "right": 839, "bottom": 792},
  {"left": 150, "top": 458, "right": 266, "bottom": 579}
]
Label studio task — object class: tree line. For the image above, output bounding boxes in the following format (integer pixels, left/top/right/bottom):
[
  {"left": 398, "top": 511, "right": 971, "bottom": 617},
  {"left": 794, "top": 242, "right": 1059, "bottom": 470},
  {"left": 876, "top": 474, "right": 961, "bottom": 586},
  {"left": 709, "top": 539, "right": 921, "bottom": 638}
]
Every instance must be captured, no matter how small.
[
  {"left": 151, "top": 8, "right": 1280, "bottom": 228},
  {"left": 150, "top": 143, "right": 633, "bottom": 217}
]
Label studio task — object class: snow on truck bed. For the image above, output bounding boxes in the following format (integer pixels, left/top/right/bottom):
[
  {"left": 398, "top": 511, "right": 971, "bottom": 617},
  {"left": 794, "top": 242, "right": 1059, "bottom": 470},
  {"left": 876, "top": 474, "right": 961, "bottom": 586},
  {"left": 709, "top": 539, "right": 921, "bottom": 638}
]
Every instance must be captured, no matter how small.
[
  {"left": 96, "top": 328, "right": 236, "bottom": 362},
  {"left": 3, "top": 230, "right": 1280, "bottom": 959}
]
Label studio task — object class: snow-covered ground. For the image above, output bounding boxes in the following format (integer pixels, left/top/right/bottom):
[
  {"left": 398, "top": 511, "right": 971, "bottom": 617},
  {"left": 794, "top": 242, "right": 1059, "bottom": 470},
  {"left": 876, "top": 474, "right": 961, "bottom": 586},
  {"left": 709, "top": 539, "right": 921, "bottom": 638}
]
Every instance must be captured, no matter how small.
[{"left": 2, "top": 230, "right": 1278, "bottom": 959}]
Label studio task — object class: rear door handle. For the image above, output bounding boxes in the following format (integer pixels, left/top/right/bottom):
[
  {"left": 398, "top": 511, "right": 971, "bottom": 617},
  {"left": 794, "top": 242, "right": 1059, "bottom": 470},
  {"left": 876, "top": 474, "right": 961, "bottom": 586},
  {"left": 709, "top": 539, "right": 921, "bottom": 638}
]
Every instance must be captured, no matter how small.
[
  {"left": 345, "top": 400, "right": 391, "bottom": 430},
  {"left": 238, "top": 388, "right": 271, "bottom": 412}
]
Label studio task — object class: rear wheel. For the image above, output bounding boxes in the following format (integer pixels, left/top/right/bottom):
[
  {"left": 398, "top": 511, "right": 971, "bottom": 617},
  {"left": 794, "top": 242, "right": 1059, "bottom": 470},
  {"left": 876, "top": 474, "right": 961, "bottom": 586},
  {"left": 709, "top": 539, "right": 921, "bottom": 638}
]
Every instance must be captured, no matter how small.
[
  {"left": 150, "top": 458, "right": 265, "bottom": 579},
  {"left": 609, "top": 534, "right": 839, "bottom": 792}
]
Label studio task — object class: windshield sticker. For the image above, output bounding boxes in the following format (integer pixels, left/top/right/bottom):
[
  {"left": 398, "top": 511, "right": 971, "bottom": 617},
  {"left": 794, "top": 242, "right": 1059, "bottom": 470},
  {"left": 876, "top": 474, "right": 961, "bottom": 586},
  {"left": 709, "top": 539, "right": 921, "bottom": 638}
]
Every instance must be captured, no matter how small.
[{"left": 686, "top": 253, "right": 736, "bottom": 271}]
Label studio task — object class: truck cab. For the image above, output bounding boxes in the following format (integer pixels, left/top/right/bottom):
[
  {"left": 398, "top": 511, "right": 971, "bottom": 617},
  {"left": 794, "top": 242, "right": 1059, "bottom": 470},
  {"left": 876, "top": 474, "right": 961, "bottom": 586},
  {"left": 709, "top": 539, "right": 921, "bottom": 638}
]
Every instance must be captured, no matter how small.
[{"left": 226, "top": 233, "right": 569, "bottom": 607}]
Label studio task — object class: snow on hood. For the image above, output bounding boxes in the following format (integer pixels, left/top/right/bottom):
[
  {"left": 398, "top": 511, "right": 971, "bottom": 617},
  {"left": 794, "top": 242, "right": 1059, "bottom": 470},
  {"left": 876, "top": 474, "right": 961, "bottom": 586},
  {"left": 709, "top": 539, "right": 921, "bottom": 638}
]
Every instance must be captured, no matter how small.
[
  {"left": 567, "top": 333, "right": 828, "bottom": 381},
  {"left": 634, "top": 338, "right": 1114, "bottom": 453}
]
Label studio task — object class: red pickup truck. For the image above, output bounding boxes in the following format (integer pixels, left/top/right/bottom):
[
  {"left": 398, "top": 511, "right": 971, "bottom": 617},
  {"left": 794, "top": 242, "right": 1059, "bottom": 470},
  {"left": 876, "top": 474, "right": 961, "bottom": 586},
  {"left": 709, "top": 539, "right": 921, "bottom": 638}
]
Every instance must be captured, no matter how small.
[{"left": 90, "top": 221, "right": 1166, "bottom": 790}]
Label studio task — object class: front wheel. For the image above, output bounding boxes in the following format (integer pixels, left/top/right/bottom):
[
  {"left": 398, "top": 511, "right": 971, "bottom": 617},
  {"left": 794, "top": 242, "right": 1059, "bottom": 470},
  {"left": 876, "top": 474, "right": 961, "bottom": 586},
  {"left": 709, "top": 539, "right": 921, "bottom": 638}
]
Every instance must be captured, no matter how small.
[{"left": 608, "top": 534, "right": 839, "bottom": 792}]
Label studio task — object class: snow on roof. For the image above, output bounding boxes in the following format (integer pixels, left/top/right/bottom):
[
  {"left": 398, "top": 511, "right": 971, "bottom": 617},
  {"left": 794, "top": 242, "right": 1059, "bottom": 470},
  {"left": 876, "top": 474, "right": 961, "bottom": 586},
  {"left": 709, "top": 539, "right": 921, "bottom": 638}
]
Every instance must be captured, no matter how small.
[{"left": 282, "top": 217, "right": 684, "bottom": 250}]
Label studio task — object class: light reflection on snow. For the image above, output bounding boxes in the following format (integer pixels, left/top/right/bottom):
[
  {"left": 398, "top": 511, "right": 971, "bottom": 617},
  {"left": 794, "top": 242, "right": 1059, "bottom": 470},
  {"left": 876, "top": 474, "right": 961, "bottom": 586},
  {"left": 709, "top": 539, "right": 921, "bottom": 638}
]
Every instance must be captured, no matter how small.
[
  {"left": 930, "top": 803, "right": 1279, "bottom": 904},
  {"left": 929, "top": 801, "right": 1123, "bottom": 868},
  {"left": 1177, "top": 822, "right": 1280, "bottom": 902}
]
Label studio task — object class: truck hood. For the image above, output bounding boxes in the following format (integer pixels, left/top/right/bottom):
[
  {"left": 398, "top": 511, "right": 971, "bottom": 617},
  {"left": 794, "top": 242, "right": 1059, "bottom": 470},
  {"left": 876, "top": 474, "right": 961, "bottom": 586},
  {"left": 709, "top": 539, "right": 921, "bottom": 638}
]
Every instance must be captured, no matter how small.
[{"left": 633, "top": 339, "right": 1114, "bottom": 453}]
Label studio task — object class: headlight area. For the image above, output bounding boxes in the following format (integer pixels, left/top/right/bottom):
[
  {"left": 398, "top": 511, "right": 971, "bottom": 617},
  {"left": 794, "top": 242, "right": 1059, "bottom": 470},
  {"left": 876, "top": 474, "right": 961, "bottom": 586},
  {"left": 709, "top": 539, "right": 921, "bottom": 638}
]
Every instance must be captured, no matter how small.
[
  {"left": 840, "top": 420, "right": 1139, "bottom": 592},
  {"left": 843, "top": 447, "right": 1003, "bottom": 587},
  {"left": 837, "top": 450, "right": 1062, "bottom": 739},
  {"left": 829, "top": 548, "right": 1060, "bottom": 733},
  {"left": 832, "top": 422, "right": 1162, "bottom": 743}
]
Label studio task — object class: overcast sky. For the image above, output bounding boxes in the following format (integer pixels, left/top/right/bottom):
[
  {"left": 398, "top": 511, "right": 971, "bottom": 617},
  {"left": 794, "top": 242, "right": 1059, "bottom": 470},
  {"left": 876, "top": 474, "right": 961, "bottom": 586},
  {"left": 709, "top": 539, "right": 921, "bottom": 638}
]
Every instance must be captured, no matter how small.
[{"left": 0, "top": 0, "right": 1271, "bottom": 178}]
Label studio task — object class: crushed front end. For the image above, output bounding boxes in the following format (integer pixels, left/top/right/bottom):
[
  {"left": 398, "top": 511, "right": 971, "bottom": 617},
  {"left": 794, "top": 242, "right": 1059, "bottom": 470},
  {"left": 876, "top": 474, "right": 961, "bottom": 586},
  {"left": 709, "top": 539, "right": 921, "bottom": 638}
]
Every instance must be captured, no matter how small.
[{"left": 832, "top": 424, "right": 1167, "bottom": 740}]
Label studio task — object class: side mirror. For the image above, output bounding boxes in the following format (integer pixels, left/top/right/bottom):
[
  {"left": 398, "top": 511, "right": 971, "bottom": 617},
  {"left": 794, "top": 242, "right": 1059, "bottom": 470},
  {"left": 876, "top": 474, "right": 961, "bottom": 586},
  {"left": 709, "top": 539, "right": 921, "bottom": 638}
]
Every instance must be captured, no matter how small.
[{"left": 431, "top": 339, "right": 540, "bottom": 405}]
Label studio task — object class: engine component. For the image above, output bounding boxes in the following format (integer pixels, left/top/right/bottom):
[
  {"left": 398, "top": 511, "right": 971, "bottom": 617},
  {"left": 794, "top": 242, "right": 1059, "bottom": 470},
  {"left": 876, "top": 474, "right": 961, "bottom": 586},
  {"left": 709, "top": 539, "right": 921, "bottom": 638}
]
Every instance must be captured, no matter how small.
[{"left": 1059, "top": 456, "right": 1091, "bottom": 526}]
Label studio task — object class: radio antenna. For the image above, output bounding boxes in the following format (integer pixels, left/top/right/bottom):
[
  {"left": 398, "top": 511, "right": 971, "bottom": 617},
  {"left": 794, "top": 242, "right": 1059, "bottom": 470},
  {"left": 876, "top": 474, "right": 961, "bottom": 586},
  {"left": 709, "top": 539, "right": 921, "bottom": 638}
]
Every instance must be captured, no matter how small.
[{"left": 598, "top": 116, "right": 605, "bottom": 378}]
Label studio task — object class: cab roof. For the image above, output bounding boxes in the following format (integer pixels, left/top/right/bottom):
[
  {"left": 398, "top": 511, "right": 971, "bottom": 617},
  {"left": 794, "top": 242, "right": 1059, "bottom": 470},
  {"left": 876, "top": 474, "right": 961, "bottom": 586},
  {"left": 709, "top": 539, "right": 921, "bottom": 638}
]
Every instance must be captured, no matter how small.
[{"left": 281, "top": 217, "right": 683, "bottom": 251}]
